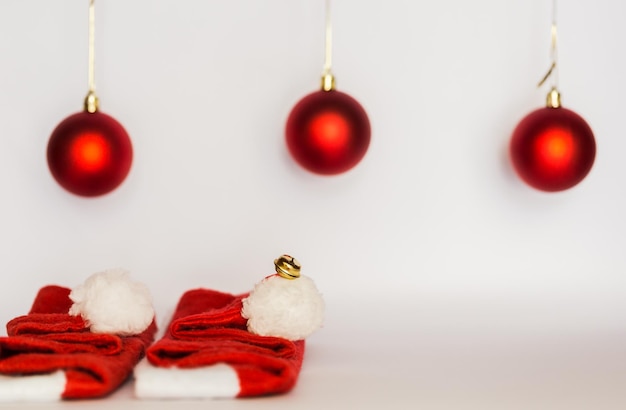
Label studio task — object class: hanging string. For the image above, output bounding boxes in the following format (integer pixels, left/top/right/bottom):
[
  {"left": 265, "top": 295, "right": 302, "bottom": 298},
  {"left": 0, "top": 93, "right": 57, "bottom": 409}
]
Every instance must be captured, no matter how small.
[
  {"left": 85, "top": 0, "right": 99, "bottom": 112},
  {"left": 88, "top": 0, "right": 95, "bottom": 93},
  {"left": 535, "top": 0, "right": 561, "bottom": 107},
  {"left": 549, "top": 0, "right": 559, "bottom": 89},
  {"left": 321, "top": 0, "right": 335, "bottom": 91},
  {"left": 537, "top": 0, "right": 559, "bottom": 90}
]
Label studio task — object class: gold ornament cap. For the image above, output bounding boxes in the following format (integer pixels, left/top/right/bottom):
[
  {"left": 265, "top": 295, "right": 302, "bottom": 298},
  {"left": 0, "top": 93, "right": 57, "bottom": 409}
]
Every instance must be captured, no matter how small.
[
  {"left": 546, "top": 87, "right": 561, "bottom": 109},
  {"left": 274, "top": 254, "right": 301, "bottom": 280},
  {"left": 321, "top": 72, "right": 336, "bottom": 92},
  {"left": 84, "top": 90, "right": 99, "bottom": 113}
]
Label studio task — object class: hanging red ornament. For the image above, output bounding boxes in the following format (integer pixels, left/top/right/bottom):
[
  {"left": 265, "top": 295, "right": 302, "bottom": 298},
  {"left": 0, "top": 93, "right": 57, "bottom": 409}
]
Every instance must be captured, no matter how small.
[
  {"left": 47, "top": 0, "right": 132, "bottom": 197},
  {"left": 510, "top": 90, "right": 595, "bottom": 192},
  {"left": 47, "top": 110, "right": 133, "bottom": 197},
  {"left": 286, "top": 89, "right": 370, "bottom": 175},
  {"left": 285, "top": 0, "right": 371, "bottom": 175},
  {"left": 509, "top": 5, "right": 596, "bottom": 192}
]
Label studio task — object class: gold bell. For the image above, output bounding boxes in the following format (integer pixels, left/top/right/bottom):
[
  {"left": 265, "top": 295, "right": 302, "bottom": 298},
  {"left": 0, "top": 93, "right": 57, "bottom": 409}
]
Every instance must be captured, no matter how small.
[{"left": 274, "top": 254, "right": 301, "bottom": 280}]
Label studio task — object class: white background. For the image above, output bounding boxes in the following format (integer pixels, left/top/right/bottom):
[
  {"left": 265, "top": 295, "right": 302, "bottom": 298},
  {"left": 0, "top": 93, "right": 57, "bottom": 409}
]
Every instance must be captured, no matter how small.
[{"left": 1, "top": 0, "right": 626, "bottom": 408}]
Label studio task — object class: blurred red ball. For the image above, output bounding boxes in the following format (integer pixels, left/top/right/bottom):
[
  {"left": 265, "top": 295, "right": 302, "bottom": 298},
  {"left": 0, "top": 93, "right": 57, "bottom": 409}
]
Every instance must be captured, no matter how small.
[
  {"left": 47, "top": 111, "right": 133, "bottom": 197},
  {"left": 286, "top": 90, "right": 371, "bottom": 175},
  {"left": 510, "top": 107, "right": 596, "bottom": 192}
]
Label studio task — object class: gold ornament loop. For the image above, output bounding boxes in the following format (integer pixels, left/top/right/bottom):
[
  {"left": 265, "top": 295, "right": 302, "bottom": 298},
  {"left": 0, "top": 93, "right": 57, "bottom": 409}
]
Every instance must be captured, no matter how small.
[{"left": 274, "top": 255, "right": 301, "bottom": 280}]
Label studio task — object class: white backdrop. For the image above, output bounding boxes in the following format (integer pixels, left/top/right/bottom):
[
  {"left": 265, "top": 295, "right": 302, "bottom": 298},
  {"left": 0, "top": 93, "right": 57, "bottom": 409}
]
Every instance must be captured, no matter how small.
[{"left": 1, "top": 1, "right": 626, "bottom": 408}]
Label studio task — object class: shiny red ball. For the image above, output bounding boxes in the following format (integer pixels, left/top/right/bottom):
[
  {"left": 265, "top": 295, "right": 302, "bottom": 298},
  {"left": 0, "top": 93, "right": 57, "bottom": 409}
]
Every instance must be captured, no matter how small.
[
  {"left": 510, "top": 107, "right": 596, "bottom": 192},
  {"left": 47, "top": 111, "right": 133, "bottom": 197},
  {"left": 286, "top": 90, "right": 371, "bottom": 175}
]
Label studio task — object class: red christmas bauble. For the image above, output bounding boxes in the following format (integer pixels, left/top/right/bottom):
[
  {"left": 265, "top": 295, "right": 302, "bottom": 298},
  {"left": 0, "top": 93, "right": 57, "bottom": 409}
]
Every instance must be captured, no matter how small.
[
  {"left": 47, "top": 111, "right": 133, "bottom": 197},
  {"left": 510, "top": 106, "right": 596, "bottom": 192},
  {"left": 286, "top": 90, "right": 371, "bottom": 175}
]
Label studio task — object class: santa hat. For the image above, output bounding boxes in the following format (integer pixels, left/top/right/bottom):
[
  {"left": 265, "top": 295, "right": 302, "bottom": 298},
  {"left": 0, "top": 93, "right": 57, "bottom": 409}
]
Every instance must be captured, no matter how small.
[
  {"left": 0, "top": 269, "right": 156, "bottom": 401},
  {"left": 135, "top": 255, "right": 324, "bottom": 399}
]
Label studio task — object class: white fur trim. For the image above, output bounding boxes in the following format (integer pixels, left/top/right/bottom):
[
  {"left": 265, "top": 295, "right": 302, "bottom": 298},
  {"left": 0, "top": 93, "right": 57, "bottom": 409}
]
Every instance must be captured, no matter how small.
[
  {"left": 134, "top": 359, "right": 239, "bottom": 399},
  {"left": 241, "top": 275, "right": 324, "bottom": 340},
  {"left": 69, "top": 269, "right": 155, "bottom": 336},
  {"left": 0, "top": 370, "right": 66, "bottom": 402}
]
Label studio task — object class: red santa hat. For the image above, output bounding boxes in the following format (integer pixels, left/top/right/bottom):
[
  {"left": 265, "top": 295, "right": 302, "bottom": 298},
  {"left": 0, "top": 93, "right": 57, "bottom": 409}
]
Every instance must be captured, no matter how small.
[
  {"left": 0, "top": 269, "right": 156, "bottom": 401},
  {"left": 135, "top": 255, "right": 324, "bottom": 399}
]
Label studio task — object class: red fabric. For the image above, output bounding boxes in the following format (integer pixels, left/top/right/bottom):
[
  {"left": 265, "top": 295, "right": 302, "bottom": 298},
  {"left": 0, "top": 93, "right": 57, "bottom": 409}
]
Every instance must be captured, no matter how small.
[
  {"left": 146, "top": 288, "right": 305, "bottom": 397},
  {"left": 0, "top": 285, "right": 156, "bottom": 399}
]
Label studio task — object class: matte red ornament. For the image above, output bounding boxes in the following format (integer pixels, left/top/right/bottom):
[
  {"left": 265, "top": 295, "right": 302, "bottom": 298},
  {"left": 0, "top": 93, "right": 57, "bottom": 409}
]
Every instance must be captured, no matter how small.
[
  {"left": 510, "top": 106, "right": 596, "bottom": 192},
  {"left": 47, "top": 111, "right": 133, "bottom": 197},
  {"left": 286, "top": 90, "right": 371, "bottom": 175}
]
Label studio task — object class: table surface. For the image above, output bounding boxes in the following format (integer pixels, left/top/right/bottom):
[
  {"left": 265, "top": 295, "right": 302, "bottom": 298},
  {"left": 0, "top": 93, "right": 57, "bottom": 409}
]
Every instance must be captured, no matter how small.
[{"left": 4, "top": 294, "right": 626, "bottom": 410}]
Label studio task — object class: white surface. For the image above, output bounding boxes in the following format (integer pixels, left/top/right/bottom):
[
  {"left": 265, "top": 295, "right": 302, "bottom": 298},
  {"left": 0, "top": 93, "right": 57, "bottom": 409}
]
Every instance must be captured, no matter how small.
[
  {"left": 4, "top": 296, "right": 626, "bottom": 409},
  {"left": 1, "top": 0, "right": 626, "bottom": 408}
]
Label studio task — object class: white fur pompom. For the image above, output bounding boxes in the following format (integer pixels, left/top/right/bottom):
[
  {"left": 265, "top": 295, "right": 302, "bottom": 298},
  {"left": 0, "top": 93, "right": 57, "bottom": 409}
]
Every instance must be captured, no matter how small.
[
  {"left": 241, "top": 275, "right": 324, "bottom": 341},
  {"left": 68, "top": 269, "right": 154, "bottom": 336}
]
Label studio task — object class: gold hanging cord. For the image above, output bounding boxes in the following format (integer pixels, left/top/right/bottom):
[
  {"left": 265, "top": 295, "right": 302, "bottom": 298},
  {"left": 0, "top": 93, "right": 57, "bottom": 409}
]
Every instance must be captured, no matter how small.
[
  {"left": 538, "top": 0, "right": 561, "bottom": 108},
  {"left": 84, "top": 0, "right": 99, "bottom": 113},
  {"left": 321, "top": 0, "right": 335, "bottom": 91}
]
